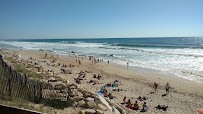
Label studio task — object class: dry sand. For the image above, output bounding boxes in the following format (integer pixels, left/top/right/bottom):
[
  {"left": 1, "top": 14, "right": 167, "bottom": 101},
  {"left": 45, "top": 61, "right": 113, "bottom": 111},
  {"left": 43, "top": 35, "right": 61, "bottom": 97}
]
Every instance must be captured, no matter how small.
[{"left": 1, "top": 49, "right": 203, "bottom": 114}]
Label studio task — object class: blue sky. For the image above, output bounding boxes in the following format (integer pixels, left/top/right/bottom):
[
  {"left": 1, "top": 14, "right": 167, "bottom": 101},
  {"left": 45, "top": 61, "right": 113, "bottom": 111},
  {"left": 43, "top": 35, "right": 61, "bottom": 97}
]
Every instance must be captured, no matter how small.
[{"left": 0, "top": 0, "right": 203, "bottom": 39}]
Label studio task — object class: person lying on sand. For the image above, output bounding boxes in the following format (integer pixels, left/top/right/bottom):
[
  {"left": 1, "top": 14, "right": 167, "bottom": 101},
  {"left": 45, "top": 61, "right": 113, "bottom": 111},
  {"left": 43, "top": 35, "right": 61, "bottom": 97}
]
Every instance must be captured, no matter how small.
[
  {"left": 112, "top": 89, "right": 125, "bottom": 92},
  {"left": 155, "top": 105, "right": 168, "bottom": 111}
]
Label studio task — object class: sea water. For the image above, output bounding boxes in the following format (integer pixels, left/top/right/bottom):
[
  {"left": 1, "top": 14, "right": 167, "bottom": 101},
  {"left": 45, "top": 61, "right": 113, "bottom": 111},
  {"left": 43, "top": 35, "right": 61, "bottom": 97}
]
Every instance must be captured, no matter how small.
[{"left": 0, "top": 37, "right": 203, "bottom": 83}]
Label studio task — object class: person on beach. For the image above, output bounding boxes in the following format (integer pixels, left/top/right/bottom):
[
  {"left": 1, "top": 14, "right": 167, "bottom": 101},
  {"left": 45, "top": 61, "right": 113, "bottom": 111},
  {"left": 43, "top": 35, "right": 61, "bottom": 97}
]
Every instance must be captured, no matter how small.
[
  {"left": 141, "top": 102, "right": 148, "bottom": 112},
  {"left": 108, "top": 60, "right": 109, "bottom": 64},
  {"left": 127, "top": 62, "right": 129, "bottom": 69},
  {"left": 133, "top": 101, "right": 139, "bottom": 110},
  {"left": 123, "top": 96, "right": 126, "bottom": 104},
  {"left": 154, "top": 82, "right": 158, "bottom": 92},
  {"left": 166, "top": 82, "right": 170, "bottom": 94},
  {"left": 127, "top": 99, "right": 131, "bottom": 107},
  {"left": 45, "top": 53, "right": 47, "bottom": 58}
]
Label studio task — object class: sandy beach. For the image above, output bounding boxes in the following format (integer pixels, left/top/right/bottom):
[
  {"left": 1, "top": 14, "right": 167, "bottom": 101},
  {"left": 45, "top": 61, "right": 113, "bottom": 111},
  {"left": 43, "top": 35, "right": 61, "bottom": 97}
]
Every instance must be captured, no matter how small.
[{"left": 1, "top": 49, "right": 203, "bottom": 114}]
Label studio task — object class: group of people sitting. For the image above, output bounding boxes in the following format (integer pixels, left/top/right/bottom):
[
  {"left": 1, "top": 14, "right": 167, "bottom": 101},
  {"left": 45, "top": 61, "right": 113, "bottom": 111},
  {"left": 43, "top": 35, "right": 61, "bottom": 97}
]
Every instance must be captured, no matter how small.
[
  {"left": 122, "top": 96, "right": 149, "bottom": 112},
  {"left": 103, "top": 88, "right": 115, "bottom": 99}
]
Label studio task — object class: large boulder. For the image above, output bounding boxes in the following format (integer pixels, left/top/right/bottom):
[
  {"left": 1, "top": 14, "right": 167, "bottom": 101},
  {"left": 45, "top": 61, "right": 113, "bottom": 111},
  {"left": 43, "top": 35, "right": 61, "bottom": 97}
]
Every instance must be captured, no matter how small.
[
  {"left": 94, "top": 96, "right": 102, "bottom": 104},
  {"left": 96, "top": 109, "right": 104, "bottom": 114},
  {"left": 97, "top": 104, "right": 108, "bottom": 111},
  {"left": 84, "top": 109, "right": 96, "bottom": 114},
  {"left": 83, "top": 92, "right": 91, "bottom": 98},
  {"left": 84, "top": 100, "right": 98, "bottom": 109},
  {"left": 77, "top": 91, "right": 83, "bottom": 97},
  {"left": 77, "top": 100, "right": 86, "bottom": 107},
  {"left": 85, "top": 97, "right": 94, "bottom": 102},
  {"left": 78, "top": 110, "right": 85, "bottom": 114},
  {"left": 69, "top": 89, "right": 78, "bottom": 97},
  {"left": 112, "top": 107, "right": 121, "bottom": 114},
  {"left": 104, "top": 111, "right": 114, "bottom": 114},
  {"left": 97, "top": 95, "right": 112, "bottom": 112},
  {"left": 73, "top": 96, "right": 85, "bottom": 102},
  {"left": 71, "top": 83, "right": 78, "bottom": 88},
  {"left": 70, "top": 86, "right": 77, "bottom": 89}
]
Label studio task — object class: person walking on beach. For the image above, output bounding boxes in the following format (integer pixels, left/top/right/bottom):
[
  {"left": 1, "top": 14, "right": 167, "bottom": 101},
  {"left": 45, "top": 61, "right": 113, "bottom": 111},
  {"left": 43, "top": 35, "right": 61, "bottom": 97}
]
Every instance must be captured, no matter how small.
[
  {"left": 108, "top": 60, "right": 109, "bottom": 64},
  {"left": 154, "top": 82, "right": 158, "bottom": 93},
  {"left": 45, "top": 53, "right": 47, "bottom": 58},
  {"left": 127, "top": 62, "right": 129, "bottom": 69},
  {"left": 166, "top": 82, "right": 170, "bottom": 94}
]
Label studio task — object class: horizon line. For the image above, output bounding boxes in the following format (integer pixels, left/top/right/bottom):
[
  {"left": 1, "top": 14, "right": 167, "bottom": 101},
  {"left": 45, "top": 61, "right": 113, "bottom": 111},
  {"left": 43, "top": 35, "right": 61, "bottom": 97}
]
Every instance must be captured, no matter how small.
[{"left": 1, "top": 36, "right": 203, "bottom": 40}]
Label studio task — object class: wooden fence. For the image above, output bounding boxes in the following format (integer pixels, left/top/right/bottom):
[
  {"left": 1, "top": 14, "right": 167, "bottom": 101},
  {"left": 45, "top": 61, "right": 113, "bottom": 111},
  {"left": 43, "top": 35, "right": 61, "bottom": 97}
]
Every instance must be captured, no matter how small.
[{"left": 0, "top": 54, "right": 67, "bottom": 103}]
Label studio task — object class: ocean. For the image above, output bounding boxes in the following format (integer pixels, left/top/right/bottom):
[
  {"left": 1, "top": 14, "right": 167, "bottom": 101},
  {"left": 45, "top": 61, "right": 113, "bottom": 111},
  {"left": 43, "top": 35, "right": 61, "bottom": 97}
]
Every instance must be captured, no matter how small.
[{"left": 0, "top": 37, "right": 203, "bottom": 83}]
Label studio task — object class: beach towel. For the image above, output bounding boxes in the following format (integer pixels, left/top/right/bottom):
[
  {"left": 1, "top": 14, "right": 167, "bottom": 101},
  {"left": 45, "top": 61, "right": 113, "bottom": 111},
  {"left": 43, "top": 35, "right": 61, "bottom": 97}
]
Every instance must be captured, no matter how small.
[{"left": 96, "top": 91, "right": 103, "bottom": 96}]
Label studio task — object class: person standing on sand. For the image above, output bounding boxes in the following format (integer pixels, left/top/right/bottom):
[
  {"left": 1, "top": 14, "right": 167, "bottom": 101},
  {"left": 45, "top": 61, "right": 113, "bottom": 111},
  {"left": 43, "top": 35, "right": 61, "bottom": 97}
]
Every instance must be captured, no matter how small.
[
  {"left": 108, "top": 60, "right": 109, "bottom": 64},
  {"left": 154, "top": 82, "right": 158, "bottom": 93},
  {"left": 127, "top": 62, "right": 129, "bottom": 69},
  {"left": 45, "top": 53, "right": 47, "bottom": 58},
  {"left": 166, "top": 82, "right": 170, "bottom": 94}
]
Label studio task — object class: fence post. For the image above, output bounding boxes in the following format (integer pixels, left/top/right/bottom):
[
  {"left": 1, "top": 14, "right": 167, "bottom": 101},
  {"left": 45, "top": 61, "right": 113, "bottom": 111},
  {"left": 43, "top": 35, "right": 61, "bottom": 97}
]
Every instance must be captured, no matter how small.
[{"left": 8, "top": 78, "right": 11, "bottom": 96}]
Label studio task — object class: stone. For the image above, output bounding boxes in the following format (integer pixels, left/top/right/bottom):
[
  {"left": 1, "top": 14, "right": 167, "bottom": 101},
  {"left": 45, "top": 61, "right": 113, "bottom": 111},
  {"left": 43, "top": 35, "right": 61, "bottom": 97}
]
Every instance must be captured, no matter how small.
[
  {"left": 72, "top": 102, "right": 78, "bottom": 107},
  {"left": 85, "top": 97, "right": 94, "bottom": 102},
  {"left": 84, "top": 109, "right": 96, "bottom": 114},
  {"left": 77, "top": 100, "right": 86, "bottom": 107},
  {"left": 94, "top": 96, "right": 102, "bottom": 104},
  {"left": 71, "top": 83, "right": 78, "bottom": 88},
  {"left": 97, "top": 95, "right": 112, "bottom": 112},
  {"left": 104, "top": 111, "right": 114, "bottom": 114},
  {"left": 78, "top": 110, "right": 85, "bottom": 114},
  {"left": 77, "top": 91, "right": 83, "bottom": 97},
  {"left": 69, "top": 89, "right": 78, "bottom": 97},
  {"left": 83, "top": 92, "right": 91, "bottom": 98},
  {"left": 97, "top": 104, "right": 108, "bottom": 111},
  {"left": 112, "top": 107, "right": 120, "bottom": 114},
  {"left": 70, "top": 86, "right": 77, "bottom": 89},
  {"left": 84, "top": 100, "right": 97, "bottom": 109},
  {"left": 96, "top": 109, "right": 104, "bottom": 114},
  {"left": 73, "top": 96, "right": 85, "bottom": 102}
]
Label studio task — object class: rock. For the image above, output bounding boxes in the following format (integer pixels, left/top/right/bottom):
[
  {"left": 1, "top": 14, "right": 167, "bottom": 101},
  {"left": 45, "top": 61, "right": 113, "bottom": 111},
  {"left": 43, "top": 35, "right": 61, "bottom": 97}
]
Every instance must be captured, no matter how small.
[
  {"left": 112, "top": 107, "right": 120, "bottom": 114},
  {"left": 84, "top": 109, "right": 96, "bottom": 114},
  {"left": 73, "top": 96, "right": 85, "bottom": 102},
  {"left": 104, "top": 111, "right": 114, "bottom": 114},
  {"left": 77, "top": 91, "right": 83, "bottom": 97},
  {"left": 70, "top": 86, "right": 77, "bottom": 89},
  {"left": 83, "top": 92, "right": 91, "bottom": 98},
  {"left": 85, "top": 97, "right": 94, "bottom": 102},
  {"left": 78, "top": 110, "right": 85, "bottom": 114},
  {"left": 72, "top": 102, "right": 78, "bottom": 107},
  {"left": 89, "top": 92, "right": 96, "bottom": 98},
  {"left": 62, "top": 80, "right": 69, "bottom": 83},
  {"left": 77, "top": 100, "right": 86, "bottom": 107},
  {"left": 94, "top": 96, "right": 102, "bottom": 104},
  {"left": 69, "top": 89, "right": 78, "bottom": 97},
  {"left": 97, "top": 104, "right": 108, "bottom": 111},
  {"left": 97, "top": 95, "right": 112, "bottom": 112},
  {"left": 71, "top": 83, "right": 78, "bottom": 88},
  {"left": 96, "top": 109, "right": 104, "bottom": 114},
  {"left": 84, "top": 100, "right": 97, "bottom": 109}
]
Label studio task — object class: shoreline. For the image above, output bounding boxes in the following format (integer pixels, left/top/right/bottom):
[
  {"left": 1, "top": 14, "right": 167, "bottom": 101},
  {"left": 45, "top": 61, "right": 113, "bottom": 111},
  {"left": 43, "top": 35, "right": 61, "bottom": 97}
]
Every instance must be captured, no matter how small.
[{"left": 1, "top": 49, "right": 203, "bottom": 114}]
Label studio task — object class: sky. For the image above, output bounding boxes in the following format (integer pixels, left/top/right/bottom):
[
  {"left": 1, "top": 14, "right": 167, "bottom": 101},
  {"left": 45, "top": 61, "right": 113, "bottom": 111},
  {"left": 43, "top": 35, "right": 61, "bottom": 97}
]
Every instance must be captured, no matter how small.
[{"left": 0, "top": 0, "right": 203, "bottom": 39}]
